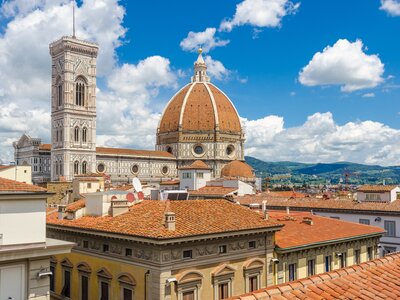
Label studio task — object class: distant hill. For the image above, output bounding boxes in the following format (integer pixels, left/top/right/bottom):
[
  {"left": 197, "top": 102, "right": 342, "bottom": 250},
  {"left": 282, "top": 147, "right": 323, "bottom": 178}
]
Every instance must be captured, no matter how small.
[{"left": 245, "top": 156, "right": 400, "bottom": 185}]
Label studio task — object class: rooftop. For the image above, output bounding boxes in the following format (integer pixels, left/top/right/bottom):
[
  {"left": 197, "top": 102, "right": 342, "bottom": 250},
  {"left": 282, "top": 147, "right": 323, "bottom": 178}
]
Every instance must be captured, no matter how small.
[
  {"left": 39, "top": 143, "right": 51, "bottom": 151},
  {"left": 267, "top": 211, "right": 384, "bottom": 250},
  {"left": 190, "top": 186, "right": 238, "bottom": 197},
  {"left": 0, "top": 177, "right": 47, "bottom": 193},
  {"left": 237, "top": 192, "right": 400, "bottom": 214},
  {"left": 229, "top": 252, "right": 400, "bottom": 299},
  {"left": 179, "top": 160, "right": 211, "bottom": 170},
  {"left": 47, "top": 199, "right": 281, "bottom": 240},
  {"left": 357, "top": 184, "right": 399, "bottom": 192}
]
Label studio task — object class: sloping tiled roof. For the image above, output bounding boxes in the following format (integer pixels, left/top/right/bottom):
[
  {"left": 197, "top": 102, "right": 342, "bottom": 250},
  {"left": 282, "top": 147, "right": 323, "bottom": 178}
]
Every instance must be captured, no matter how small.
[
  {"left": 39, "top": 143, "right": 51, "bottom": 151},
  {"left": 65, "top": 199, "right": 86, "bottom": 213},
  {"left": 229, "top": 252, "right": 400, "bottom": 299},
  {"left": 267, "top": 191, "right": 307, "bottom": 198},
  {"left": 96, "top": 147, "right": 175, "bottom": 158},
  {"left": 237, "top": 192, "right": 400, "bottom": 213},
  {"left": 0, "top": 177, "right": 47, "bottom": 193},
  {"left": 47, "top": 200, "right": 281, "bottom": 240},
  {"left": 0, "top": 165, "right": 13, "bottom": 170},
  {"left": 267, "top": 211, "right": 384, "bottom": 250},
  {"left": 358, "top": 184, "right": 398, "bottom": 192},
  {"left": 190, "top": 186, "right": 237, "bottom": 196},
  {"left": 160, "top": 180, "right": 180, "bottom": 185},
  {"left": 179, "top": 160, "right": 211, "bottom": 170}
]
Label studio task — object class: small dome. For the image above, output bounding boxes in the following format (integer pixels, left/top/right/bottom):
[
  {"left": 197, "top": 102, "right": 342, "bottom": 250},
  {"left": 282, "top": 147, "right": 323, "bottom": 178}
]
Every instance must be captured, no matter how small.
[
  {"left": 179, "top": 160, "right": 211, "bottom": 170},
  {"left": 221, "top": 160, "right": 254, "bottom": 179}
]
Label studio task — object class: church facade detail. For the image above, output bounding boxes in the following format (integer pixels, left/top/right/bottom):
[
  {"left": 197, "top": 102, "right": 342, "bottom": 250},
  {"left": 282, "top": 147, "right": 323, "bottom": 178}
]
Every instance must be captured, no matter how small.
[{"left": 14, "top": 37, "right": 245, "bottom": 184}]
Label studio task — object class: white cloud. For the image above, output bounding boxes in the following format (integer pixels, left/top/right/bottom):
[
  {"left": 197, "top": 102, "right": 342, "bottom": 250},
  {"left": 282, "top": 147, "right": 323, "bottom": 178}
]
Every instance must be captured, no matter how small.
[
  {"left": 180, "top": 27, "right": 229, "bottom": 53},
  {"left": 362, "top": 93, "right": 375, "bottom": 98},
  {"left": 220, "top": 0, "right": 300, "bottom": 32},
  {"left": 243, "top": 112, "right": 400, "bottom": 165},
  {"left": 299, "top": 39, "right": 384, "bottom": 92},
  {"left": 0, "top": 0, "right": 179, "bottom": 163},
  {"left": 204, "top": 55, "right": 231, "bottom": 80},
  {"left": 380, "top": 0, "right": 400, "bottom": 16}
]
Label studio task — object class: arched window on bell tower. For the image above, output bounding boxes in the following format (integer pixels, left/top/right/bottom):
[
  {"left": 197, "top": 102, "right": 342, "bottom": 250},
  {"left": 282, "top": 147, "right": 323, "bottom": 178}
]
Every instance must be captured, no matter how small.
[
  {"left": 74, "top": 161, "right": 79, "bottom": 175},
  {"left": 82, "top": 127, "right": 87, "bottom": 144},
  {"left": 75, "top": 77, "right": 87, "bottom": 106},
  {"left": 74, "top": 126, "right": 80, "bottom": 143},
  {"left": 56, "top": 77, "right": 63, "bottom": 107},
  {"left": 82, "top": 161, "right": 87, "bottom": 174}
]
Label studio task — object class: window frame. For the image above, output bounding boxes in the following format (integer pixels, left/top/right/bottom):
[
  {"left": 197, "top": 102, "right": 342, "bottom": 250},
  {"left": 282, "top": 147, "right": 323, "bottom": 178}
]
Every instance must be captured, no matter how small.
[
  {"left": 359, "top": 219, "right": 370, "bottom": 225},
  {"left": 307, "top": 259, "right": 315, "bottom": 276},
  {"left": 288, "top": 263, "right": 296, "bottom": 281},
  {"left": 384, "top": 220, "right": 396, "bottom": 237},
  {"left": 324, "top": 255, "right": 332, "bottom": 272}
]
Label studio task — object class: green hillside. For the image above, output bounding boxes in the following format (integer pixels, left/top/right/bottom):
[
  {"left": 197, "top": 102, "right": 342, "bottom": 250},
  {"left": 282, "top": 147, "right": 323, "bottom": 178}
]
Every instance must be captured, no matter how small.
[{"left": 245, "top": 156, "right": 400, "bottom": 185}]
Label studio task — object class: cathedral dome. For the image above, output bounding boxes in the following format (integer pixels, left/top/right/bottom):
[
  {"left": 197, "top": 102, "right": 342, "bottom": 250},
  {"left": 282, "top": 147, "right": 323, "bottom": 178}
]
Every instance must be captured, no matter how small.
[
  {"left": 221, "top": 160, "right": 254, "bottom": 179},
  {"left": 157, "top": 49, "right": 241, "bottom": 137}
]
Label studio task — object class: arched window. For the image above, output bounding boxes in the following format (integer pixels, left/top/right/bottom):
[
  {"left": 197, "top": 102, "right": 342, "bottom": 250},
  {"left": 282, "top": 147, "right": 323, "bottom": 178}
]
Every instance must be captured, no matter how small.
[
  {"left": 74, "top": 161, "right": 79, "bottom": 175},
  {"left": 82, "top": 161, "right": 87, "bottom": 174},
  {"left": 74, "top": 127, "right": 80, "bottom": 143},
  {"left": 75, "top": 78, "right": 86, "bottom": 106},
  {"left": 60, "top": 129, "right": 63, "bottom": 142},
  {"left": 82, "top": 127, "right": 87, "bottom": 144},
  {"left": 58, "top": 83, "right": 63, "bottom": 106}
]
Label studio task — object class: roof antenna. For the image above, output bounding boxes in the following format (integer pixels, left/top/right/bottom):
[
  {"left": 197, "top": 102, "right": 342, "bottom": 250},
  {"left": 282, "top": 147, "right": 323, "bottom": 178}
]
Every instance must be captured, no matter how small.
[{"left": 72, "top": 1, "right": 76, "bottom": 38}]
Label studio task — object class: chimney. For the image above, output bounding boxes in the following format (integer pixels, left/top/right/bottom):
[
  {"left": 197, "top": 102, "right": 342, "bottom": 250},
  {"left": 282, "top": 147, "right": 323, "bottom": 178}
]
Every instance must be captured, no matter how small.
[
  {"left": 286, "top": 206, "right": 290, "bottom": 215},
  {"left": 58, "top": 204, "right": 67, "bottom": 220},
  {"left": 110, "top": 198, "right": 129, "bottom": 217},
  {"left": 262, "top": 200, "right": 269, "bottom": 220},
  {"left": 165, "top": 212, "right": 176, "bottom": 231},
  {"left": 302, "top": 217, "right": 313, "bottom": 225}
]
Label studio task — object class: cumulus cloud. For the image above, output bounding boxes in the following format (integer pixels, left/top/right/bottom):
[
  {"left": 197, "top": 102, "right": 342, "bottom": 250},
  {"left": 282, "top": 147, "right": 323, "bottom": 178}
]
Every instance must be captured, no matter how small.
[
  {"left": 204, "top": 56, "right": 231, "bottom": 80},
  {"left": 220, "top": 0, "right": 300, "bottom": 32},
  {"left": 380, "top": 0, "right": 400, "bottom": 16},
  {"left": 299, "top": 39, "right": 384, "bottom": 92},
  {"left": 243, "top": 112, "right": 400, "bottom": 165},
  {"left": 180, "top": 28, "right": 229, "bottom": 53}
]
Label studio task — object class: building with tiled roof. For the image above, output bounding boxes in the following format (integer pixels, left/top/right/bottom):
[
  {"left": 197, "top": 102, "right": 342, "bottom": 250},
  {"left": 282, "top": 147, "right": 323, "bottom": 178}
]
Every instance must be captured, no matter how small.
[
  {"left": 229, "top": 252, "right": 400, "bottom": 300},
  {"left": 0, "top": 177, "right": 73, "bottom": 299},
  {"left": 236, "top": 192, "right": 400, "bottom": 257},
  {"left": 14, "top": 43, "right": 247, "bottom": 185},
  {"left": 47, "top": 194, "right": 282, "bottom": 300}
]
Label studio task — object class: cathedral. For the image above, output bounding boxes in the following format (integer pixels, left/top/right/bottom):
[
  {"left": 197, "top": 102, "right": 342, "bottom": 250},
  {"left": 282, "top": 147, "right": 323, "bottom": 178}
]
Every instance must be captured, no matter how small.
[{"left": 13, "top": 35, "right": 246, "bottom": 184}]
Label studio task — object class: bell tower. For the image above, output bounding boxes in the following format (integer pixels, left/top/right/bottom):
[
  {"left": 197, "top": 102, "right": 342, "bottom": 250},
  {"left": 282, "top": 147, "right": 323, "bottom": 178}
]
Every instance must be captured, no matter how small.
[{"left": 49, "top": 36, "right": 99, "bottom": 181}]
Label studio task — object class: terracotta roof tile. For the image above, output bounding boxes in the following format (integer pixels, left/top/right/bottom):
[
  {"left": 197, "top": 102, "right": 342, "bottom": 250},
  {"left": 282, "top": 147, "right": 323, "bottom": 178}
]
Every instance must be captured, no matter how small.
[
  {"left": 357, "top": 185, "right": 398, "bottom": 192},
  {"left": 190, "top": 186, "right": 237, "bottom": 196},
  {"left": 228, "top": 253, "right": 400, "bottom": 300},
  {"left": 0, "top": 177, "right": 47, "bottom": 193},
  {"left": 47, "top": 199, "right": 281, "bottom": 240},
  {"left": 0, "top": 165, "right": 13, "bottom": 170},
  {"left": 39, "top": 143, "right": 51, "bottom": 151},
  {"left": 96, "top": 147, "right": 174, "bottom": 158},
  {"left": 266, "top": 211, "right": 384, "bottom": 249},
  {"left": 65, "top": 199, "right": 86, "bottom": 213},
  {"left": 160, "top": 180, "right": 180, "bottom": 185},
  {"left": 179, "top": 160, "right": 211, "bottom": 170}
]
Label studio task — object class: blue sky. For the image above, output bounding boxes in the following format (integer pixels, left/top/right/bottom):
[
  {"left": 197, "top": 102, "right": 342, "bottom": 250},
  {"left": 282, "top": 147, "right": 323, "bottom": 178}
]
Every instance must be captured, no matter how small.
[
  {"left": 116, "top": 0, "right": 400, "bottom": 127},
  {"left": 1, "top": 0, "right": 400, "bottom": 165}
]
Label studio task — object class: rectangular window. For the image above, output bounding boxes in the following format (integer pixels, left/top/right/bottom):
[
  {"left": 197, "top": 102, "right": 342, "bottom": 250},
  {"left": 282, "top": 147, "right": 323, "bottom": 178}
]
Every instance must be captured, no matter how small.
[
  {"left": 288, "top": 263, "right": 296, "bottom": 281},
  {"left": 219, "top": 245, "right": 227, "bottom": 254},
  {"left": 103, "top": 244, "right": 109, "bottom": 253},
  {"left": 125, "top": 248, "right": 132, "bottom": 257},
  {"left": 83, "top": 240, "right": 89, "bottom": 249},
  {"left": 366, "top": 193, "right": 382, "bottom": 201},
  {"left": 367, "top": 246, "right": 373, "bottom": 261},
  {"left": 183, "top": 173, "right": 192, "bottom": 179},
  {"left": 249, "top": 276, "right": 258, "bottom": 292},
  {"left": 324, "top": 255, "right": 331, "bottom": 272},
  {"left": 183, "top": 250, "right": 192, "bottom": 259},
  {"left": 355, "top": 249, "right": 361, "bottom": 264},
  {"left": 123, "top": 288, "right": 133, "bottom": 300},
  {"left": 100, "top": 281, "right": 109, "bottom": 300},
  {"left": 50, "top": 265, "right": 55, "bottom": 292},
  {"left": 339, "top": 252, "right": 347, "bottom": 268},
  {"left": 307, "top": 259, "right": 315, "bottom": 276},
  {"left": 218, "top": 282, "right": 229, "bottom": 300},
  {"left": 197, "top": 172, "right": 204, "bottom": 179},
  {"left": 87, "top": 183, "right": 92, "bottom": 188},
  {"left": 61, "top": 269, "right": 71, "bottom": 297},
  {"left": 359, "top": 219, "right": 370, "bottom": 225},
  {"left": 81, "top": 275, "right": 89, "bottom": 300},
  {"left": 183, "top": 291, "right": 195, "bottom": 300},
  {"left": 248, "top": 241, "right": 256, "bottom": 249},
  {"left": 384, "top": 220, "right": 396, "bottom": 237}
]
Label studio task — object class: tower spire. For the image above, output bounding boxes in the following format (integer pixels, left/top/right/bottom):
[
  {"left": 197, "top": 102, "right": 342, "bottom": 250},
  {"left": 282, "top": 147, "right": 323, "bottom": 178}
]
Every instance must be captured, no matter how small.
[
  {"left": 72, "top": 2, "right": 76, "bottom": 38},
  {"left": 191, "top": 47, "right": 210, "bottom": 83}
]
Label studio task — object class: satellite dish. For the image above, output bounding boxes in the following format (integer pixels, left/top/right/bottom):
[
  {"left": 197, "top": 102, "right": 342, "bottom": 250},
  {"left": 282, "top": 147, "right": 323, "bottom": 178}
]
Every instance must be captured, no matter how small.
[{"left": 132, "top": 177, "right": 143, "bottom": 192}]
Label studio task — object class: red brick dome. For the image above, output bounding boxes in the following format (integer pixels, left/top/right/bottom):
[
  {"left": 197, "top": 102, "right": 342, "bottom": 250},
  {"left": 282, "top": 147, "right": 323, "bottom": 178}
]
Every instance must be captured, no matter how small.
[{"left": 221, "top": 160, "right": 254, "bottom": 179}]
